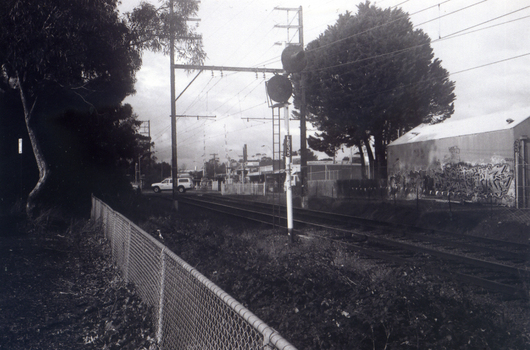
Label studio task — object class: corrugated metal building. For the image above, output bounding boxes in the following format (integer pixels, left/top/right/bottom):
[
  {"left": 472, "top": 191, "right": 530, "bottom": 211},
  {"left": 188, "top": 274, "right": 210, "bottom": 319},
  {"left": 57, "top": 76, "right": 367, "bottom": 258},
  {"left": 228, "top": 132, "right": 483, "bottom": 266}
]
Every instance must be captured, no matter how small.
[{"left": 387, "top": 112, "right": 530, "bottom": 208}]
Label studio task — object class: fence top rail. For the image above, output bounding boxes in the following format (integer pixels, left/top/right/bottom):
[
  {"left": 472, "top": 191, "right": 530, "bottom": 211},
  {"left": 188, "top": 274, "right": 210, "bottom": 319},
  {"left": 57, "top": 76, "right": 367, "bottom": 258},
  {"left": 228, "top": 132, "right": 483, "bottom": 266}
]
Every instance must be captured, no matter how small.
[{"left": 91, "top": 195, "right": 298, "bottom": 350}]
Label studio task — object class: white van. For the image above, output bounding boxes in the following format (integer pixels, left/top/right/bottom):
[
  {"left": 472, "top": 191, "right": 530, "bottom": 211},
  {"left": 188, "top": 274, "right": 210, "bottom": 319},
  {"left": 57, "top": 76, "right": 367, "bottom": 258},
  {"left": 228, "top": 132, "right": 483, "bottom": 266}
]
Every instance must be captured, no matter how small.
[{"left": 151, "top": 177, "right": 194, "bottom": 193}]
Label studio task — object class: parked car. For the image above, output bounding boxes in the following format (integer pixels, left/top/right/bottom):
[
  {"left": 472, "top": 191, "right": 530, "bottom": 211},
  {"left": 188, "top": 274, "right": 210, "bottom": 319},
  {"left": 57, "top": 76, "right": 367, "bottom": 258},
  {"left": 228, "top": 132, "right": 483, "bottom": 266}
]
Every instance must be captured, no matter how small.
[{"left": 151, "top": 177, "right": 194, "bottom": 193}]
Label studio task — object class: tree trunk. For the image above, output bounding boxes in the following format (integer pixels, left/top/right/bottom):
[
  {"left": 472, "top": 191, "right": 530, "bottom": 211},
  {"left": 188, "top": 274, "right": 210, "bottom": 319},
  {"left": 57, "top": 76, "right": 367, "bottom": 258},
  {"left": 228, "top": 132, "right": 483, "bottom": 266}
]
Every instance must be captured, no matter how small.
[
  {"left": 17, "top": 80, "right": 49, "bottom": 217},
  {"left": 357, "top": 141, "right": 367, "bottom": 180},
  {"left": 373, "top": 131, "right": 386, "bottom": 182},
  {"left": 362, "top": 136, "right": 375, "bottom": 179}
]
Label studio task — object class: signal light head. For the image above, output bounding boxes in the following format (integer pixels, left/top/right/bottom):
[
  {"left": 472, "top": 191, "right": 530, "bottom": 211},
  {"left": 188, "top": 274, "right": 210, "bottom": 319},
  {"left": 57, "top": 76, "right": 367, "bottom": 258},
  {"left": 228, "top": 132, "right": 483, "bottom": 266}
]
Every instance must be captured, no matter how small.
[
  {"left": 266, "top": 75, "right": 292, "bottom": 103},
  {"left": 281, "top": 45, "right": 307, "bottom": 74}
]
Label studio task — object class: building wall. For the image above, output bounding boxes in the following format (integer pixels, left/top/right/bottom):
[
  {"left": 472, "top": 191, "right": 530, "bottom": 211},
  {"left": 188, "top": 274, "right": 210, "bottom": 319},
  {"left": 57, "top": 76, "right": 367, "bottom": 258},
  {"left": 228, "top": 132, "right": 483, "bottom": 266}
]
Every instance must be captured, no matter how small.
[{"left": 387, "top": 129, "right": 517, "bottom": 206}]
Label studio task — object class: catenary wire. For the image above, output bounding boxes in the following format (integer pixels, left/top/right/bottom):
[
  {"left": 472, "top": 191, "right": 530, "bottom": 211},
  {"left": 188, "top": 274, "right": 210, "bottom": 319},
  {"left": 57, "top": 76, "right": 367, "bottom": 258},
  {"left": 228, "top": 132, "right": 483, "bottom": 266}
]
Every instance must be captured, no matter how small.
[{"left": 305, "top": 5, "right": 530, "bottom": 74}]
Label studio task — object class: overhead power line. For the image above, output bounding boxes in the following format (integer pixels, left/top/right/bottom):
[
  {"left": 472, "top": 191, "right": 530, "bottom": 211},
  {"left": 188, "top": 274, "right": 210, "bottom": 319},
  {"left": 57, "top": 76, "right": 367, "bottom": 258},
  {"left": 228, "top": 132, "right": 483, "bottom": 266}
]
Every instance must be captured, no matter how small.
[
  {"left": 305, "top": 0, "right": 456, "bottom": 54},
  {"left": 305, "top": 5, "right": 530, "bottom": 74},
  {"left": 451, "top": 52, "right": 530, "bottom": 75},
  {"left": 413, "top": 0, "right": 487, "bottom": 28},
  {"left": 443, "top": 5, "right": 530, "bottom": 38},
  {"left": 173, "top": 64, "right": 283, "bottom": 74}
]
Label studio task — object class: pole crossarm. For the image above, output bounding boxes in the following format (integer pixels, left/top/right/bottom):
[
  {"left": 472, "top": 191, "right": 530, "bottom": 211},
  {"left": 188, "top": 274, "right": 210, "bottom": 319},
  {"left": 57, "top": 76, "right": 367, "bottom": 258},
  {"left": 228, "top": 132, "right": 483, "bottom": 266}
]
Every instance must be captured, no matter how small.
[
  {"left": 173, "top": 64, "right": 284, "bottom": 74},
  {"left": 274, "top": 7, "right": 300, "bottom": 11},
  {"left": 274, "top": 25, "right": 302, "bottom": 29},
  {"left": 171, "top": 115, "right": 216, "bottom": 120}
]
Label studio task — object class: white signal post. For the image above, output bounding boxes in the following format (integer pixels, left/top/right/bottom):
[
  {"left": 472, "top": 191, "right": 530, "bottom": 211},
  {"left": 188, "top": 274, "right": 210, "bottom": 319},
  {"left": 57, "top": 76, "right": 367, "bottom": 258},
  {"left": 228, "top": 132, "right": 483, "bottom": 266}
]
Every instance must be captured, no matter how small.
[{"left": 283, "top": 104, "right": 294, "bottom": 240}]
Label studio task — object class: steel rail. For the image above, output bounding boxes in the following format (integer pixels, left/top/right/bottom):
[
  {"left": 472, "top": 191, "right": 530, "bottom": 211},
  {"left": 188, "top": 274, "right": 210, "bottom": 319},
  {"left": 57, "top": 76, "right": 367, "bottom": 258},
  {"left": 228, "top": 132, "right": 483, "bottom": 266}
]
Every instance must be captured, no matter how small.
[
  {"left": 291, "top": 216, "right": 530, "bottom": 280},
  {"left": 199, "top": 194, "right": 530, "bottom": 255},
  {"left": 177, "top": 195, "right": 529, "bottom": 298},
  {"left": 303, "top": 231, "right": 527, "bottom": 299}
]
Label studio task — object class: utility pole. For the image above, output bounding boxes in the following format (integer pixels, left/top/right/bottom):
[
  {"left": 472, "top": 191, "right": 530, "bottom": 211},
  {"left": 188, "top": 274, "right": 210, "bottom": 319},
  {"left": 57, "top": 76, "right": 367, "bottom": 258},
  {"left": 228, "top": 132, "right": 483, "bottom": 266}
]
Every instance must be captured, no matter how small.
[
  {"left": 171, "top": 63, "right": 283, "bottom": 192},
  {"left": 169, "top": 0, "right": 177, "bottom": 206},
  {"left": 299, "top": 9, "right": 309, "bottom": 209},
  {"left": 169, "top": 0, "right": 205, "bottom": 209}
]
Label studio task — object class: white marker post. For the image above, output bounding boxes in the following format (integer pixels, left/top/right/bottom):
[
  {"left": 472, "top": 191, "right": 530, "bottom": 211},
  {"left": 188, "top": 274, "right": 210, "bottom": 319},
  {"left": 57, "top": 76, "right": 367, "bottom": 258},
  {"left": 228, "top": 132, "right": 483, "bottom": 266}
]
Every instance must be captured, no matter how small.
[
  {"left": 284, "top": 104, "right": 293, "bottom": 241},
  {"left": 18, "top": 138, "right": 23, "bottom": 196}
]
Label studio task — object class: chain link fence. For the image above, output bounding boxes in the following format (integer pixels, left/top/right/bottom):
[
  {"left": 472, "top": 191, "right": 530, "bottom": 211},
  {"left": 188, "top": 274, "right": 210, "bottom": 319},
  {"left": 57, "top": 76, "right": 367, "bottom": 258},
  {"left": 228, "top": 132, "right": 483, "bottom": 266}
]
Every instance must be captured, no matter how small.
[{"left": 91, "top": 195, "right": 297, "bottom": 350}]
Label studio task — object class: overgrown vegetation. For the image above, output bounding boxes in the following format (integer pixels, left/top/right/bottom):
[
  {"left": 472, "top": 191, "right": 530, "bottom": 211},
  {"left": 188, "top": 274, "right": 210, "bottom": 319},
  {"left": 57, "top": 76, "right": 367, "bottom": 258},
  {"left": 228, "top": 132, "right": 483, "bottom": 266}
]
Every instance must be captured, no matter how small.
[
  {"left": 137, "top": 197, "right": 529, "bottom": 349},
  {"left": 0, "top": 213, "right": 157, "bottom": 350},
  {"left": 2, "top": 196, "right": 529, "bottom": 349}
]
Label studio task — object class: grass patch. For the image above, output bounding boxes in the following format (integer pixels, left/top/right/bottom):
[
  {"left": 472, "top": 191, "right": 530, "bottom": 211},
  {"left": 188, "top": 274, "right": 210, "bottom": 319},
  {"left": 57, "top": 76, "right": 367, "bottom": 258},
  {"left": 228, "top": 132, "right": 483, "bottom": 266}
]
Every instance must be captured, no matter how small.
[{"left": 136, "top": 197, "right": 530, "bottom": 350}]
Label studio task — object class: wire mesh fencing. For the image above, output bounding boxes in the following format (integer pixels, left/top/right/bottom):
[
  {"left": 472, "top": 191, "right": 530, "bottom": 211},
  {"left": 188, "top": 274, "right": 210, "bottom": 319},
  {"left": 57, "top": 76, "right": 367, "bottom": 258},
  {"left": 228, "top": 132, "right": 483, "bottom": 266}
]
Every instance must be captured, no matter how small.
[{"left": 91, "top": 195, "right": 297, "bottom": 350}]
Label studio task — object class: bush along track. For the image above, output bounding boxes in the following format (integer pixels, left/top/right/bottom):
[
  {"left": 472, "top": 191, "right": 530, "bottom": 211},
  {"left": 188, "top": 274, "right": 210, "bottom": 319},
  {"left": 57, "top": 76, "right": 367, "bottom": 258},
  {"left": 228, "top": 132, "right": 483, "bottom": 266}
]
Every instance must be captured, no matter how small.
[
  {"left": 0, "top": 218, "right": 157, "bottom": 350},
  {"left": 140, "top": 208, "right": 530, "bottom": 350}
]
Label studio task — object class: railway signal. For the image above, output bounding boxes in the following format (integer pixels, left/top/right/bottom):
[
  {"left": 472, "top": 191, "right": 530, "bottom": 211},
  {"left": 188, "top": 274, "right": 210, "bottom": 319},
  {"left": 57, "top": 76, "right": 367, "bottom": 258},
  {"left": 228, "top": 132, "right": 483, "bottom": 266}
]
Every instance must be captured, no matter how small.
[
  {"left": 281, "top": 45, "right": 307, "bottom": 74},
  {"left": 266, "top": 75, "right": 292, "bottom": 103},
  {"left": 264, "top": 45, "right": 307, "bottom": 241}
]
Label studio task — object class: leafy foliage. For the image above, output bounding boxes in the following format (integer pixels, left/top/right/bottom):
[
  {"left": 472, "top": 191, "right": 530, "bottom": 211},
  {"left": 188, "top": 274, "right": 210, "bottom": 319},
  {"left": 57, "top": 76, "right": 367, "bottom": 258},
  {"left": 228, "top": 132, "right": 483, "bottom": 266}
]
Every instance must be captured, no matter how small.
[
  {"left": 293, "top": 1, "right": 455, "bottom": 177},
  {"left": 1, "top": 0, "right": 139, "bottom": 101},
  {"left": 126, "top": 0, "right": 206, "bottom": 64},
  {"left": 292, "top": 148, "right": 319, "bottom": 161},
  {"left": 46, "top": 102, "right": 152, "bottom": 215},
  {"left": 204, "top": 157, "right": 227, "bottom": 179},
  {"left": 0, "top": 0, "right": 204, "bottom": 216},
  {"left": 0, "top": 0, "right": 142, "bottom": 215}
]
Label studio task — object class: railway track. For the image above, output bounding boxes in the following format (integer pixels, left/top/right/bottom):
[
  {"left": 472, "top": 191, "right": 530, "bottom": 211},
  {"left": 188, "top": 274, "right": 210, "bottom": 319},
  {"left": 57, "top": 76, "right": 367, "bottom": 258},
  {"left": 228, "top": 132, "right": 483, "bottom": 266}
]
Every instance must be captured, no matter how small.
[{"left": 175, "top": 194, "right": 530, "bottom": 299}]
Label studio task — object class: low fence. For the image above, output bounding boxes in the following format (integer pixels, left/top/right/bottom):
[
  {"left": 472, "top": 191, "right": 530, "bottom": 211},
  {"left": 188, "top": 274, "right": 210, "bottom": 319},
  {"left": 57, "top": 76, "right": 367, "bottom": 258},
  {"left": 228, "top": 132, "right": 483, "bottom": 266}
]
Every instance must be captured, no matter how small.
[
  {"left": 222, "top": 182, "right": 266, "bottom": 196},
  {"left": 306, "top": 179, "right": 388, "bottom": 199},
  {"left": 91, "top": 196, "right": 297, "bottom": 350},
  {"left": 306, "top": 180, "right": 337, "bottom": 198}
]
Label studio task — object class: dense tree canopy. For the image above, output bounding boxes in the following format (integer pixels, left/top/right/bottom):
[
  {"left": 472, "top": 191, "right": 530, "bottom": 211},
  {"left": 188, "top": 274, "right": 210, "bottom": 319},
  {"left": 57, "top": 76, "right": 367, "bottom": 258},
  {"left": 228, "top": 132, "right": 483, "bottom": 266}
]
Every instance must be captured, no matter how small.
[
  {"left": 0, "top": 0, "right": 204, "bottom": 216},
  {"left": 293, "top": 1, "right": 455, "bottom": 179},
  {"left": 204, "top": 157, "right": 226, "bottom": 180}
]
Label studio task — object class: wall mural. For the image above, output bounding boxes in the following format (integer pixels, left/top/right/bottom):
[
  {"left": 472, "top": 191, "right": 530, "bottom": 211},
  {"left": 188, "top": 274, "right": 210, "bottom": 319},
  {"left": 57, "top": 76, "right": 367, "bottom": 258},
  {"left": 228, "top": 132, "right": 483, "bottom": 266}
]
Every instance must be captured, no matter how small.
[{"left": 389, "top": 147, "right": 515, "bottom": 206}]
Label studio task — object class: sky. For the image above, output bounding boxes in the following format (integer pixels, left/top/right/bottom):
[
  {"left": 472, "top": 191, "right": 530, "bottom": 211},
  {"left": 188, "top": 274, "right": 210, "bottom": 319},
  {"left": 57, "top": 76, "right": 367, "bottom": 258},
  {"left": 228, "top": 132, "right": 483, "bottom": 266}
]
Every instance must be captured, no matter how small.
[{"left": 118, "top": 0, "right": 530, "bottom": 170}]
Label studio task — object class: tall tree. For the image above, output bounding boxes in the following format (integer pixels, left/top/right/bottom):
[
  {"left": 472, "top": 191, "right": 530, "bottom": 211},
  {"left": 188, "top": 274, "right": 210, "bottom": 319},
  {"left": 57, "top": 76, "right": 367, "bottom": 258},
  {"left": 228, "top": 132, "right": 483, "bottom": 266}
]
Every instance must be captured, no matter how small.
[
  {"left": 204, "top": 157, "right": 226, "bottom": 180},
  {"left": 293, "top": 1, "right": 455, "bottom": 179},
  {"left": 0, "top": 0, "right": 204, "bottom": 216},
  {"left": 46, "top": 103, "right": 152, "bottom": 215}
]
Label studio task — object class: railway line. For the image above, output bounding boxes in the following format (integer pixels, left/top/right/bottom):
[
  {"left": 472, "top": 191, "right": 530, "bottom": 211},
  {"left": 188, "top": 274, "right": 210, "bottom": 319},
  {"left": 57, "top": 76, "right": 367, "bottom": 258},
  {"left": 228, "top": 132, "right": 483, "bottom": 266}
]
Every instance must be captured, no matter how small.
[{"left": 174, "top": 193, "right": 530, "bottom": 299}]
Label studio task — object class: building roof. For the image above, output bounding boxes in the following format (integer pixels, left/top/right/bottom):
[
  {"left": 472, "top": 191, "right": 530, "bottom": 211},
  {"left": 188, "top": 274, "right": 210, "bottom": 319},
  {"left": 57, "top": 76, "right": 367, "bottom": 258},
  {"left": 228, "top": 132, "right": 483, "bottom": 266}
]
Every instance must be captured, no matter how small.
[{"left": 388, "top": 111, "right": 530, "bottom": 147}]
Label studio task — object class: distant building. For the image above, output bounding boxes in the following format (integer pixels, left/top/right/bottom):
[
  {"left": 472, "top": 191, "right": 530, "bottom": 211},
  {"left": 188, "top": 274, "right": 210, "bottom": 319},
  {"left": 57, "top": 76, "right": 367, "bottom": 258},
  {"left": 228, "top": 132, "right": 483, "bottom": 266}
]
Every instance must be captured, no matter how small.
[{"left": 387, "top": 112, "right": 530, "bottom": 208}]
